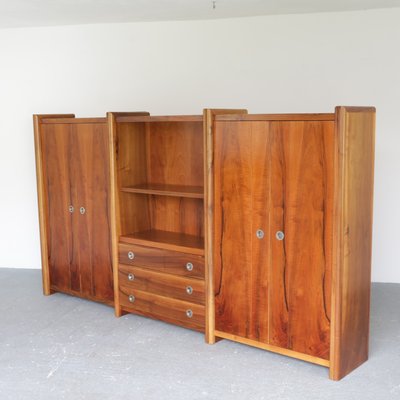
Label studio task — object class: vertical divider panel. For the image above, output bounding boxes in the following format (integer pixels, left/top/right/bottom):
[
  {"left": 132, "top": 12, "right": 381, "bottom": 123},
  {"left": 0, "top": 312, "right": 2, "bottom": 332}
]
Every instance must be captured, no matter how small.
[{"left": 330, "top": 106, "right": 376, "bottom": 380}]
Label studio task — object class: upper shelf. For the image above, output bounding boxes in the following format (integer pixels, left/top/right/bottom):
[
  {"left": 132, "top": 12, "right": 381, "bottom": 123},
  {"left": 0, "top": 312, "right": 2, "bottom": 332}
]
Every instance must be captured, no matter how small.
[{"left": 120, "top": 183, "right": 204, "bottom": 199}]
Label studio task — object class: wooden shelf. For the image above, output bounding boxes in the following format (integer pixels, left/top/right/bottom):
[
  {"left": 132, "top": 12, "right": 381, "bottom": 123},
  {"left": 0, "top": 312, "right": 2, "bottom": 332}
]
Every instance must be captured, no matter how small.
[
  {"left": 120, "top": 183, "right": 204, "bottom": 199},
  {"left": 120, "top": 230, "right": 204, "bottom": 255}
]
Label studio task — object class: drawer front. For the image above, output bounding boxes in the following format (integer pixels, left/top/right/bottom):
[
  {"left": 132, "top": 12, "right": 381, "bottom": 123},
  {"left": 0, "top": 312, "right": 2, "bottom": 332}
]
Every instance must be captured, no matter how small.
[
  {"left": 119, "top": 265, "right": 205, "bottom": 305},
  {"left": 119, "top": 287, "right": 205, "bottom": 331},
  {"left": 118, "top": 243, "right": 204, "bottom": 278}
]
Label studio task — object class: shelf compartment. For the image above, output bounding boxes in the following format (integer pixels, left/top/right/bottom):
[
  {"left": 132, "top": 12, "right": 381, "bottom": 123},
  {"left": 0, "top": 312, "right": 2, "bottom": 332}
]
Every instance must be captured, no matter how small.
[
  {"left": 120, "top": 230, "right": 204, "bottom": 255},
  {"left": 120, "top": 183, "right": 204, "bottom": 199}
]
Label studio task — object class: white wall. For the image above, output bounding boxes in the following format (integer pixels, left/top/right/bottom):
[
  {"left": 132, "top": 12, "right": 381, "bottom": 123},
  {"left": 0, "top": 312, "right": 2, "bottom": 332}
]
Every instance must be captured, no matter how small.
[{"left": 0, "top": 8, "right": 399, "bottom": 282}]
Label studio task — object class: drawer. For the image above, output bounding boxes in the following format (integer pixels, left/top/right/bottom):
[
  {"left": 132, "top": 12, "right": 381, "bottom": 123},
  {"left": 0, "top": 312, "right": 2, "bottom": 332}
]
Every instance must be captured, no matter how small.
[
  {"left": 119, "top": 287, "right": 205, "bottom": 331},
  {"left": 118, "top": 243, "right": 204, "bottom": 279},
  {"left": 119, "top": 264, "right": 205, "bottom": 305}
]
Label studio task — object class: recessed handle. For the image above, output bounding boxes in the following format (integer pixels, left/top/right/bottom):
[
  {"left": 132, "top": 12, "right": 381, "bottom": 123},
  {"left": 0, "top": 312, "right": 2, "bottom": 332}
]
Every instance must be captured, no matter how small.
[
  {"left": 276, "top": 231, "right": 285, "bottom": 241},
  {"left": 80, "top": 207, "right": 86, "bottom": 215},
  {"left": 186, "top": 309, "right": 193, "bottom": 318},
  {"left": 128, "top": 273, "right": 135, "bottom": 281},
  {"left": 186, "top": 286, "right": 193, "bottom": 295},
  {"left": 128, "top": 251, "right": 135, "bottom": 260},
  {"left": 186, "top": 262, "right": 193, "bottom": 271},
  {"left": 256, "top": 229, "right": 264, "bottom": 239},
  {"left": 128, "top": 294, "right": 135, "bottom": 303}
]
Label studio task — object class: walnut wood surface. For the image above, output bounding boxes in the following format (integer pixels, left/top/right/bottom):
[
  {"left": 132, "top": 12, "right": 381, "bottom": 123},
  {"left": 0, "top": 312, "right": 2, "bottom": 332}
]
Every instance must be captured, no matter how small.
[
  {"left": 70, "top": 123, "right": 113, "bottom": 302},
  {"left": 119, "top": 264, "right": 205, "bottom": 305},
  {"left": 118, "top": 243, "right": 205, "bottom": 279},
  {"left": 36, "top": 116, "right": 113, "bottom": 303},
  {"left": 203, "top": 108, "right": 248, "bottom": 344},
  {"left": 108, "top": 112, "right": 151, "bottom": 316},
  {"left": 120, "top": 183, "right": 204, "bottom": 198},
  {"left": 330, "top": 107, "right": 375, "bottom": 380},
  {"left": 268, "top": 120, "right": 334, "bottom": 360},
  {"left": 213, "top": 119, "right": 335, "bottom": 360},
  {"left": 119, "top": 287, "right": 205, "bottom": 331},
  {"left": 40, "top": 123, "right": 73, "bottom": 293},
  {"left": 215, "top": 114, "right": 335, "bottom": 121}
]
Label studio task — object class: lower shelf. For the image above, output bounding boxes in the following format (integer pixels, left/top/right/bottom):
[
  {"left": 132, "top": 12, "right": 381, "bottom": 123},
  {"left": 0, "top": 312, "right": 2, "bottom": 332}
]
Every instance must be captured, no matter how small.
[{"left": 120, "top": 230, "right": 204, "bottom": 255}]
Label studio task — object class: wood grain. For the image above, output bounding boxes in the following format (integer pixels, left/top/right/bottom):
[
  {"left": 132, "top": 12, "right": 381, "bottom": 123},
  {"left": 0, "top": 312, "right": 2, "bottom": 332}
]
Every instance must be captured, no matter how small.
[
  {"left": 120, "top": 183, "right": 204, "bottom": 198},
  {"left": 119, "top": 287, "right": 205, "bottom": 331},
  {"left": 330, "top": 106, "right": 375, "bottom": 380},
  {"left": 40, "top": 122, "right": 73, "bottom": 293},
  {"left": 70, "top": 123, "right": 114, "bottom": 302},
  {"left": 269, "top": 121, "right": 334, "bottom": 360},
  {"left": 214, "top": 330, "right": 330, "bottom": 367},
  {"left": 108, "top": 111, "right": 151, "bottom": 316},
  {"left": 118, "top": 243, "right": 205, "bottom": 278},
  {"left": 215, "top": 114, "right": 335, "bottom": 122},
  {"left": 119, "top": 264, "right": 205, "bottom": 305},
  {"left": 33, "top": 114, "right": 75, "bottom": 295},
  {"left": 203, "top": 109, "right": 248, "bottom": 344}
]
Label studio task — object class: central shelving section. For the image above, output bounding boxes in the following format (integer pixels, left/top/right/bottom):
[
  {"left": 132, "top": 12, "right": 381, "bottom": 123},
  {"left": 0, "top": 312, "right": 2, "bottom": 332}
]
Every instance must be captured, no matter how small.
[{"left": 114, "top": 114, "right": 205, "bottom": 255}]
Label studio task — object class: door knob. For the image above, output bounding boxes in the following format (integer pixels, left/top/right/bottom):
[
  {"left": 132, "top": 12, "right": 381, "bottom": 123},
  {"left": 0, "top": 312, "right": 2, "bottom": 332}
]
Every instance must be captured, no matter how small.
[
  {"left": 80, "top": 207, "right": 86, "bottom": 215},
  {"left": 276, "top": 231, "right": 285, "bottom": 240},
  {"left": 256, "top": 229, "right": 264, "bottom": 239},
  {"left": 68, "top": 205, "right": 74, "bottom": 213}
]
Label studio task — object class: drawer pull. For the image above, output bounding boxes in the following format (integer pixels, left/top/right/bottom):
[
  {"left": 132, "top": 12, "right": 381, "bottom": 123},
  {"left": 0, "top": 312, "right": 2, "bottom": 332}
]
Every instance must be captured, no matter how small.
[
  {"left": 128, "top": 273, "right": 135, "bottom": 281},
  {"left": 186, "top": 262, "right": 193, "bottom": 271},
  {"left": 68, "top": 205, "right": 74, "bottom": 213},
  {"left": 80, "top": 207, "right": 86, "bottom": 215},
  {"left": 128, "top": 294, "right": 135, "bottom": 303},
  {"left": 128, "top": 251, "right": 135, "bottom": 260},
  {"left": 186, "top": 309, "right": 193, "bottom": 318},
  {"left": 186, "top": 286, "right": 193, "bottom": 295}
]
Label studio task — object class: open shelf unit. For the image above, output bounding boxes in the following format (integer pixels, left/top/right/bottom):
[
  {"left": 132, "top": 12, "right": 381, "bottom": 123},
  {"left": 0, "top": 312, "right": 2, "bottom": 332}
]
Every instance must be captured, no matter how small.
[{"left": 112, "top": 114, "right": 205, "bottom": 252}]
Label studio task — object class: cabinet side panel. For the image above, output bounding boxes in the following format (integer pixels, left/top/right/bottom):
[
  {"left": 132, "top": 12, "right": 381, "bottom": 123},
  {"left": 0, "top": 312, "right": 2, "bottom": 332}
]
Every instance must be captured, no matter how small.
[
  {"left": 331, "top": 107, "right": 375, "bottom": 380},
  {"left": 269, "top": 121, "right": 334, "bottom": 360},
  {"left": 40, "top": 124, "right": 73, "bottom": 293},
  {"left": 214, "top": 121, "right": 253, "bottom": 337}
]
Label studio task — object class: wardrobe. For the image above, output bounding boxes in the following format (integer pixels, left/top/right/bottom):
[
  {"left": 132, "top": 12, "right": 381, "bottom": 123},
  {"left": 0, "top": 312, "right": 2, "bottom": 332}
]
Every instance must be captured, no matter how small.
[
  {"left": 34, "top": 115, "right": 113, "bottom": 303},
  {"left": 34, "top": 106, "right": 375, "bottom": 380}
]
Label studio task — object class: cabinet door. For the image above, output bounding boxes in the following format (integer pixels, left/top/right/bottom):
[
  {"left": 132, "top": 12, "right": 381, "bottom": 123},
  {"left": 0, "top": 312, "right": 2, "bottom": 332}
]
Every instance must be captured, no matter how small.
[
  {"left": 70, "top": 123, "right": 113, "bottom": 302},
  {"left": 213, "top": 121, "right": 270, "bottom": 341},
  {"left": 268, "top": 121, "right": 334, "bottom": 360},
  {"left": 41, "top": 124, "right": 74, "bottom": 292},
  {"left": 213, "top": 119, "right": 334, "bottom": 360}
]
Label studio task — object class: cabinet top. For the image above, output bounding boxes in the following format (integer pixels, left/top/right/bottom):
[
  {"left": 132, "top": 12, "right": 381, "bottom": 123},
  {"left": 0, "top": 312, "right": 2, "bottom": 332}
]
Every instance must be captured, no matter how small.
[{"left": 214, "top": 113, "right": 335, "bottom": 122}]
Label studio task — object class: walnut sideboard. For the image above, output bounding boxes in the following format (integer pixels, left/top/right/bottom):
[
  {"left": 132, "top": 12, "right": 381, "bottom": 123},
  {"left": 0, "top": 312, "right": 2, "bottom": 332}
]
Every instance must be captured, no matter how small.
[{"left": 34, "top": 106, "right": 375, "bottom": 380}]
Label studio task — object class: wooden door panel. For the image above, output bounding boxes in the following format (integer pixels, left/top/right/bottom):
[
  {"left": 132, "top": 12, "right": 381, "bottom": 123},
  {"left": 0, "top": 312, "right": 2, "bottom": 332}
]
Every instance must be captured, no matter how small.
[
  {"left": 70, "top": 123, "right": 113, "bottom": 302},
  {"left": 269, "top": 121, "right": 334, "bottom": 360},
  {"left": 41, "top": 124, "right": 73, "bottom": 292},
  {"left": 250, "top": 122, "right": 270, "bottom": 342},
  {"left": 214, "top": 122, "right": 253, "bottom": 337}
]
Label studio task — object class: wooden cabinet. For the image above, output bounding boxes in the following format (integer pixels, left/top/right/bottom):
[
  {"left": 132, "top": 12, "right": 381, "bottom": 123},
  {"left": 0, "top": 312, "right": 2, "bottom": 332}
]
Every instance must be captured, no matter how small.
[
  {"left": 34, "top": 106, "right": 374, "bottom": 380},
  {"left": 34, "top": 115, "right": 113, "bottom": 304},
  {"left": 205, "top": 107, "right": 375, "bottom": 380},
  {"left": 109, "top": 113, "right": 208, "bottom": 330}
]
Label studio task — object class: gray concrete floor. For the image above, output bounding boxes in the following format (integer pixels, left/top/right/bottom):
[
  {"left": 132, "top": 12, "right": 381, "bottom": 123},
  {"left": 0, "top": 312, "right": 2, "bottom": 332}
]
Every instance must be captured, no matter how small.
[{"left": 0, "top": 269, "right": 399, "bottom": 400}]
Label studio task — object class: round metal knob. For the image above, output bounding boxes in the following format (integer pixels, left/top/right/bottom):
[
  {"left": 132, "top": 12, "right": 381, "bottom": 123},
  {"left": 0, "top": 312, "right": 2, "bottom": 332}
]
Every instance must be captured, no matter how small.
[
  {"left": 128, "top": 273, "right": 135, "bottom": 281},
  {"left": 80, "top": 207, "right": 86, "bottom": 215},
  {"left": 276, "top": 231, "right": 285, "bottom": 241},
  {"left": 68, "top": 205, "right": 74, "bottom": 213},
  {"left": 186, "top": 309, "right": 193, "bottom": 318},
  {"left": 256, "top": 229, "right": 264, "bottom": 239},
  {"left": 186, "top": 286, "right": 193, "bottom": 295},
  {"left": 128, "top": 295, "right": 135, "bottom": 303},
  {"left": 128, "top": 251, "right": 135, "bottom": 260},
  {"left": 186, "top": 262, "right": 193, "bottom": 271}
]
